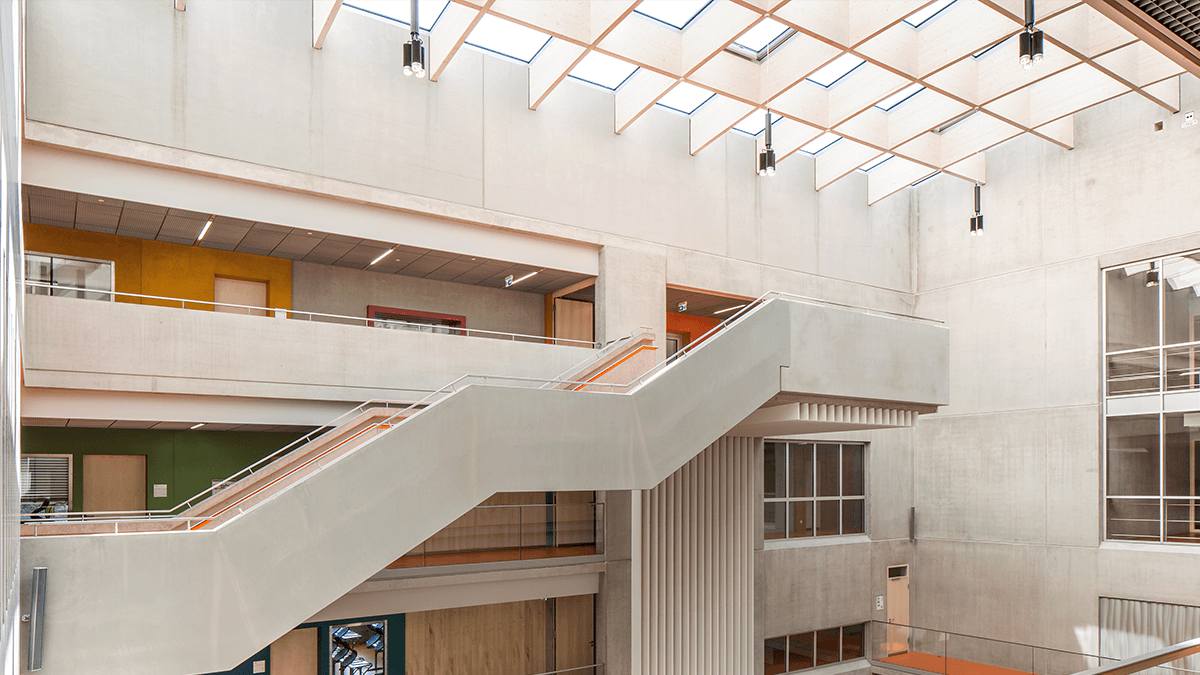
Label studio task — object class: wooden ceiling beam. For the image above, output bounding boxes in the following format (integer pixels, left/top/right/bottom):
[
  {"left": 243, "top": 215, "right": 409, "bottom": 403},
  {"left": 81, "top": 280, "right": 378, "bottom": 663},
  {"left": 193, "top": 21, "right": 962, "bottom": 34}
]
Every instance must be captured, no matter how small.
[
  {"left": 429, "top": 1, "right": 490, "bottom": 82},
  {"left": 313, "top": 0, "right": 344, "bottom": 50}
]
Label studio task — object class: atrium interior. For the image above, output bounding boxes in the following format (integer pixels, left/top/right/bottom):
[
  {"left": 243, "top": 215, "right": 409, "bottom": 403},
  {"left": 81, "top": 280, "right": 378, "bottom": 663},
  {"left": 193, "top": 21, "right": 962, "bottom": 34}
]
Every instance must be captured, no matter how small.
[{"left": 2, "top": 1, "right": 1200, "bottom": 675}]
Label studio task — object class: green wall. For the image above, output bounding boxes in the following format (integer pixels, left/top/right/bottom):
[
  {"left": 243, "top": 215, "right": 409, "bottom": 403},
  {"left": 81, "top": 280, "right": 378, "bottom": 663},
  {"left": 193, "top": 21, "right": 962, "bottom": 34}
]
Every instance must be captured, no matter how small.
[{"left": 21, "top": 427, "right": 303, "bottom": 511}]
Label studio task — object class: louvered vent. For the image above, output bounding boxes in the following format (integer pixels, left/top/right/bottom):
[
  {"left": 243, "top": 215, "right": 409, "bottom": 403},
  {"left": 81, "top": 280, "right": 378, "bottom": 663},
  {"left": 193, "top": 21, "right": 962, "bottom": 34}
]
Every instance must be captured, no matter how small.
[
  {"left": 1134, "top": 0, "right": 1200, "bottom": 51},
  {"left": 20, "top": 455, "right": 71, "bottom": 504}
]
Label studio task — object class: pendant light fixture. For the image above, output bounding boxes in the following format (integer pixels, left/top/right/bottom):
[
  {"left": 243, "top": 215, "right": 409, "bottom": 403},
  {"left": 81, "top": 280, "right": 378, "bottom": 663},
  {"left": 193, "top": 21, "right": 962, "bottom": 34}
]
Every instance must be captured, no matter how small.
[
  {"left": 757, "top": 37, "right": 777, "bottom": 177},
  {"left": 1019, "top": 0, "right": 1044, "bottom": 70},
  {"left": 970, "top": 183, "right": 984, "bottom": 236},
  {"left": 403, "top": 0, "right": 426, "bottom": 78},
  {"left": 758, "top": 109, "right": 776, "bottom": 177},
  {"left": 1146, "top": 261, "right": 1160, "bottom": 287}
]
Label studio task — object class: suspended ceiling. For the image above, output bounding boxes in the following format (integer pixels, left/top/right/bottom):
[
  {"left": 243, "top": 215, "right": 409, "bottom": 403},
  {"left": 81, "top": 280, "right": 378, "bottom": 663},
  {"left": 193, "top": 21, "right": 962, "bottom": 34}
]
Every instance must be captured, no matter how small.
[
  {"left": 21, "top": 184, "right": 593, "bottom": 295},
  {"left": 320, "top": 0, "right": 1189, "bottom": 204}
]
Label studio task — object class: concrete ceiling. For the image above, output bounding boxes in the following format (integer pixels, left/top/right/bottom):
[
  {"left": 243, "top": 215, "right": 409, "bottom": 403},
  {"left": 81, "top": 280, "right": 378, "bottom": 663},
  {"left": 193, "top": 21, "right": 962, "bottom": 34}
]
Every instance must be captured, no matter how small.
[
  {"left": 665, "top": 286, "right": 752, "bottom": 318},
  {"left": 21, "top": 184, "right": 594, "bottom": 296},
  {"left": 21, "top": 417, "right": 317, "bottom": 433}
]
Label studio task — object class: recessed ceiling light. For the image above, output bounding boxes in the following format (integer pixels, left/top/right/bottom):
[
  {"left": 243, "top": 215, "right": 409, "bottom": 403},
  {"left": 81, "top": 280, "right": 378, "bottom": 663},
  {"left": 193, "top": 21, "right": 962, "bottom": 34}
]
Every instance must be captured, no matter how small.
[
  {"left": 369, "top": 248, "right": 396, "bottom": 266},
  {"left": 190, "top": 423, "right": 205, "bottom": 430}
]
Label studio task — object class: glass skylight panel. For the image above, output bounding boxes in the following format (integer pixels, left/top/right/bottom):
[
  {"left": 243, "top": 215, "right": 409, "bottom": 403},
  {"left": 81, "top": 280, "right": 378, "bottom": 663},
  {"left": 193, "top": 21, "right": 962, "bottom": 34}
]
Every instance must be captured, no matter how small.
[
  {"left": 569, "top": 52, "right": 638, "bottom": 90},
  {"left": 345, "top": 0, "right": 449, "bottom": 31},
  {"left": 876, "top": 83, "right": 925, "bottom": 111},
  {"left": 634, "top": 0, "right": 712, "bottom": 29},
  {"left": 858, "top": 154, "right": 894, "bottom": 172},
  {"left": 733, "top": 112, "right": 782, "bottom": 137},
  {"left": 911, "top": 171, "right": 941, "bottom": 186},
  {"left": 903, "top": 0, "right": 956, "bottom": 27},
  {"left": 656, "top": 82, "right": 714, "bottom": 115},
  {"left": 465, "top": 14, "right": 551, "bottom": 63},
  {"left": 733, "top": 18, "right": 789, "bottom": 53},
  {"left": 800, "top": 132, "right": 841, "bottom": 155},
  {"left": 806, "top": 54, "right": 865, "bottom": 87}
]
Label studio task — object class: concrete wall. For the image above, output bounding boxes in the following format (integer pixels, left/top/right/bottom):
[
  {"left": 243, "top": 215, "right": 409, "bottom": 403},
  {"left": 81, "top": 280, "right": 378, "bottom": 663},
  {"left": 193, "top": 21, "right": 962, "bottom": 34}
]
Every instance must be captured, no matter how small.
[
  {"left": 291, "top": 260, "right": 544, "bottom": 337},
  {"left": 907, "top": 73, "right": 1200, "bottom": 653},
  {"left": 22, "top": 0, "right": 916, "bottom": 312},
  {"left": 22, "top": 293, "right": 592, "bottom": 404}
]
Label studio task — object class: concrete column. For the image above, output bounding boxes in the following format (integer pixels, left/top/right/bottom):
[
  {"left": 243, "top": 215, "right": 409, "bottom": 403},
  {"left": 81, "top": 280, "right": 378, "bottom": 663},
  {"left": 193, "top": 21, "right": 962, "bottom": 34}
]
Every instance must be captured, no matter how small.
[
  {"left": 597, "top": 489, "right": 636, "bottom": 675},
  {"left": 595, "top": 245, "right": 667, "bottom": 351}
]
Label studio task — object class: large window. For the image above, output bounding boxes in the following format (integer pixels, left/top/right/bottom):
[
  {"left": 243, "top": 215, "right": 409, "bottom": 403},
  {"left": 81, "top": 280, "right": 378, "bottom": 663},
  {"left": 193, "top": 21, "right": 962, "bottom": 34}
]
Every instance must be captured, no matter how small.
[
  {"left": 1104, "top": 253, "right": 1200, "bottom": 543},
  {"left": 24, "top": 252, "right": 113, "bottom": 300},
  {"left": 764, "top": 442, "right": 864, "bottom": 540},
  {"left": 765, "top": 623, "right": 865, "bottom": 675}
]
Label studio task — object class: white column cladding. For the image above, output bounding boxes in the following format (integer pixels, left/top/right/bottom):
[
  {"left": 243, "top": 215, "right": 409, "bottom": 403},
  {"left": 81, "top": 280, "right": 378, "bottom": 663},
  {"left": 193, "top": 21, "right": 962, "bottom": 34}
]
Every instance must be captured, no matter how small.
[{"left": 639, "top": 436, "right": 756, "bottom": 675}]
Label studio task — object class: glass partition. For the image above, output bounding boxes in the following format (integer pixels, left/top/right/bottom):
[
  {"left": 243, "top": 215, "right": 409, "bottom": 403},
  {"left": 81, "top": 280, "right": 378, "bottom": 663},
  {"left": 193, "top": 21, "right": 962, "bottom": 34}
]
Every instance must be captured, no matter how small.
[{"left": 393, "top": 496, "right": 602, "bottom": 569}]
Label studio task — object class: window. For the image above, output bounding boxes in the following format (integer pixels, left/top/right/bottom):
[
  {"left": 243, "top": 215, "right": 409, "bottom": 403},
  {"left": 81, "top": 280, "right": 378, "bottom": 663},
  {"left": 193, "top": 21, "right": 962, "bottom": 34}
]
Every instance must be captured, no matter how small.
[
  {"left": 1104, "top": 252, "right": 1200, "bottom": 543},
  {"left": 20, "top": 454, "right": 71, "bottom": 519},
  {"left": 765, "top": 623, "right": 866, "bottom": 674},
  {"left": 765, "top": 442, "right": 865, "bottom": 540},
  {"left": 24, "top": 252, "right": 113, "bottom": 300},
  {"left": 368, "top": 305, "right": 465, "bottom": 334}
]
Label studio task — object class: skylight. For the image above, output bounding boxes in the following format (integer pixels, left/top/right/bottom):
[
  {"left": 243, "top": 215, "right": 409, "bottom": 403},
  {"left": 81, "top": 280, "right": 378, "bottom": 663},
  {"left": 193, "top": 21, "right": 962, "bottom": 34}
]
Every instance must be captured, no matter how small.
[
  {"left": 800, "top": 132, "right": 841, "bottom": 155},
  {"left": 634, "top": 0, "right": 712, "bottom": 29},
  {"left": 911, "top": 171, "right": 941, "bottom": 186},
  {"left": 903, "top": 0, "right": 956, "bottom": 27},
  {"left": 465, "top": 14, "right": 551, "bottom": 63},
  {"left": 569, "top": 52, "right": 638, "bottom": 90},
  {"left": 733, "top": 18, "right": 789, "bottom": 53},
  {"left": 876, "top": 84, "right": 925, "bottom": 111},
  {"left": 807, "top": 54, "right": 865, "bottom": 87},
  {"left": 859, "top": 154, "right": 894, "bottom": 172},
  {"left": 733, "top": 111, "right": 782, "bottom": 137},
  {"left": 344, "top": 0, "right": 449, "bottom": 31},
  {"left": 657, "top": 82, "right": 714, "bottom": 115}
]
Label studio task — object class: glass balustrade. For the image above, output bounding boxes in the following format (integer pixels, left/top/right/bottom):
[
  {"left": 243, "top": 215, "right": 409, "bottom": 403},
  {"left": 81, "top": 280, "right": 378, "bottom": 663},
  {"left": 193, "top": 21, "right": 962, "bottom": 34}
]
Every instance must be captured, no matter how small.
[{"left": 391, "top": 501, "right": 603, "bottom": 569}]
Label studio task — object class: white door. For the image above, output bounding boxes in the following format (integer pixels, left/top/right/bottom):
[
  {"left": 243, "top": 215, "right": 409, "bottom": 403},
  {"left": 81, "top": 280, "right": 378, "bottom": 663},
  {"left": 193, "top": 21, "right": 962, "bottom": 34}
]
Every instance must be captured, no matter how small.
[
  {"left": 887, "top": 565, "right": 910, "bottom": 655},
  {"left": 214, "top": 277, "right": 267, "bottom": 316}
]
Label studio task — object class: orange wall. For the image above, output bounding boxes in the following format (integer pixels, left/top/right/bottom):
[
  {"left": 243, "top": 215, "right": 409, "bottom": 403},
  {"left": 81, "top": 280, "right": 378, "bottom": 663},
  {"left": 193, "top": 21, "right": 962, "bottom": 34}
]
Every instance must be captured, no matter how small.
[
  {"left": 666, "top": 311, "right": 720, "bottom": 347},
  {"left": 24, "top": 223, "right": 292, "bottom": 309}
]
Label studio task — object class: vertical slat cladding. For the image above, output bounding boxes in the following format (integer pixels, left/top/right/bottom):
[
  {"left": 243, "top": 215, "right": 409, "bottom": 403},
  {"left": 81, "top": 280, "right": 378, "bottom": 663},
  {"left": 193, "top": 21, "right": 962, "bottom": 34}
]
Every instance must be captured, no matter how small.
[
  {"left": 681, "top": 458, "right": 691, "bottom": 675},
  {"left": 638, "top": 437, "right": 756, "bottom": 675},
  {"left": 642, "top": 489, "right": 651, "bottom": 675}
]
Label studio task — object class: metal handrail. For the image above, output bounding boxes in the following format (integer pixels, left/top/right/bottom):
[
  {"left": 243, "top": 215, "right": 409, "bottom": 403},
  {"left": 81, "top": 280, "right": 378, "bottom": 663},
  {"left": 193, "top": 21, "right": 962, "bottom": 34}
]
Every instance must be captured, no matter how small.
[
  {"left": 869, "top": 621, "right": 1200, "bottom": 675},
  {"left": 23, "top": 280, "right": 596, "bottom": 348},
  {"left": 29, "top": 292, "right": 937, "bottom": 529},
  {"left": 545, "top": 325, "right": 654, "bottom": 386},
  {"left": 1074, "top": 638, "right": 1200, "bottom": 675},
  {"left": 622, "top": 290, "right": 940, "bottom": 392}
]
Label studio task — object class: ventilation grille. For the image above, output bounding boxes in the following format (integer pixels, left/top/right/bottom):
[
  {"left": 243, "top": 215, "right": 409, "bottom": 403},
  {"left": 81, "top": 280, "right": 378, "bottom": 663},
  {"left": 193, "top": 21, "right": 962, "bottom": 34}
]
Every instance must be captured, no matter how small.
[
  {"left": 796, "top": 403, "right": 917, "bottom": 428},
  {"left": 1134, "top": 0, "right": 1200, "bottom": 51},
  {"left": 20, "top": 455, "right": 70, "bottom": 503}
]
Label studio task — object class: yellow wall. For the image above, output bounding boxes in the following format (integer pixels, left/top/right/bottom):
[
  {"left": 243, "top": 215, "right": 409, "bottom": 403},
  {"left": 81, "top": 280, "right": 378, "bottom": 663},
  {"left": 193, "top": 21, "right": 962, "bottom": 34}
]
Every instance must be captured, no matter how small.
[{"left": 24, "top": 223, "right": 291, "bottom": 309}]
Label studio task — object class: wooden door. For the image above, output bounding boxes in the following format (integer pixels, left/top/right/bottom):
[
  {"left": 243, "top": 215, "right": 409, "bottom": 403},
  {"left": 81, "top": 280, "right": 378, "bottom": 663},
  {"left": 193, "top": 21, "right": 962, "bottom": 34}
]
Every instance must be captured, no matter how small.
[
  {"left": 214, "top": 277, "right": 267, "bottom": 316},
  {"left": 555, "top": 594, "right": 595, "bottom": 671},
  {"left": 886, "top": 565, "right": 910, "bottom": 655},
  {"left": 82, "top": 455, "right": 146, "bottom": 512},
  {"left": 270, "top": 628, "right": 318, "bottom": 675},
  {"left": 554, "top": 298, "right": 594, "bottom": 344}
]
